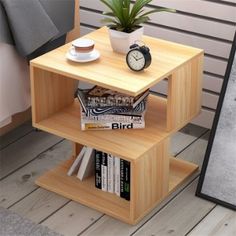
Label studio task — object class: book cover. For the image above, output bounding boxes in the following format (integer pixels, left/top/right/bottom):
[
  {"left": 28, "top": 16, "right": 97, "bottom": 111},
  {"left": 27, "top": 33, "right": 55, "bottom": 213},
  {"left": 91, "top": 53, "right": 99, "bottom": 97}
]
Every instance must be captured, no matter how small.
[
  {"left": 124, "top": 160, "right": 130, "bottom": 201},
  {"left": 76, "top": 87, "right": 149, "bottom": 110},
  {"left": 81, "top": 121, "right": 145, "bottom": 131},
  {"left": 67, "top": 146, "right": 86, "bottom": 176},
  {"left": 77, "top": 147, "right": 95, "bottom": 180},
  {"left": 101, "top": 152, "right": 108, "bottom": 192},
  {"left": 115, "top": 157, "right": 120, "bottom": 196},
  {"left": 107, "top": 154, "right": 114, "bottom": 193},
  {"left": 95, "top": 150, "right": 102, "bottom": 189}
]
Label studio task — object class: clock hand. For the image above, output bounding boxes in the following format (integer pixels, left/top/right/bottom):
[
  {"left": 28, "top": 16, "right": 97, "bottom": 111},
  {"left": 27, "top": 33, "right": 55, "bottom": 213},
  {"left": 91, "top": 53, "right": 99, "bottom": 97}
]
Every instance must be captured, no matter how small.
[
  {"left": 137, "top": 57, "right": 143, "bottom": 61},
  {"left": 132, "top": 55, "right": 138, "bottom": 61}
]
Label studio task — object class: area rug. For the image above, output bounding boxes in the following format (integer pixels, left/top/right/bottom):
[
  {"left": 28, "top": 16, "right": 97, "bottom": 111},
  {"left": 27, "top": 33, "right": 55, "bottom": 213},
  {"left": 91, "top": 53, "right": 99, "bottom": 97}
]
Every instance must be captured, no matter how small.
[{"left": 0, "top": 207, "right": 62, "bottom": 236}]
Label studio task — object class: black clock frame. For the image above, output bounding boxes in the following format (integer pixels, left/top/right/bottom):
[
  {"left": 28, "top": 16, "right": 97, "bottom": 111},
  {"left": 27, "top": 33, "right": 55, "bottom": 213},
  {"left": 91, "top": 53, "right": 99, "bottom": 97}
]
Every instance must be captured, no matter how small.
[{"left": 126, "top": 46, "right": 152, "bottom": 72}]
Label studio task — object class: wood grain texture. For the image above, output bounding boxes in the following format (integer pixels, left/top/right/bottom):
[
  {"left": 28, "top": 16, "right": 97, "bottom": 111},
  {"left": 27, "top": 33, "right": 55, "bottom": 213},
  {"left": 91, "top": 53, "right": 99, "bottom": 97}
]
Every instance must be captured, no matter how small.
[
  {"left": 30, "top": 27, "right": 203, "bottom": 97},
  {"left": 30, "top": 67, "right": 76, "bottom": 124},
  {"left": 33, "top": 95, "right": 168, "bottom": 161},
  {"left": 36, "top": 155, "right": 197, "bottom": 225},
  {"left": 42, "top": 201, "right": 102, "bottom": 236},
  {"left": 36, "top": 157, "right": 131, "bottom": 224},
  {"left": 36, "top": 127, "right": 205, "bottom": 235},
  {"left": 79, "top": 1, "right": 235, "bottom": 128},
  {"left": 31, "top": 27, "right": 202, "bottom": 224},
  {"left": 78, "top": 129, "right": 208, "bottom": 236},
  {"left": 133, "top": 180, "right": 215, "bottom": 236},
  {"left": 9, "top": 188, "right": 68, "bottom": 223},
  {"left": 0, "top": 140, "right": 71, "bottom": 208},
  {"left": 189, "top": 205, "right": 236, "bottom": 236},
  {"left": 0, "top": 121, "right": 33, "bottom": 150},
  {"left": 152, "top": 77, "right": 220, "bottom": 110},
  {"left": 171, "top": 124, "right": 207, "bottom": 157},
  {"left": 0, "top": 131, "right": 62, "bottom": 179},
  {"left": 131, "top": 138, "right": 169, "bottom": 222},
  {"left": 167, "top": 55, "right": 203, "bottom": 131}
]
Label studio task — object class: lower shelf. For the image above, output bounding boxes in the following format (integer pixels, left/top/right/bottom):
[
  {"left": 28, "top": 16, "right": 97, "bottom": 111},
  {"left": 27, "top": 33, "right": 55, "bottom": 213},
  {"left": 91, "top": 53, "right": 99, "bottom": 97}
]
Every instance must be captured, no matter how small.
[{"left": 36, "top": 156, "right": 198, "bottom": 224}]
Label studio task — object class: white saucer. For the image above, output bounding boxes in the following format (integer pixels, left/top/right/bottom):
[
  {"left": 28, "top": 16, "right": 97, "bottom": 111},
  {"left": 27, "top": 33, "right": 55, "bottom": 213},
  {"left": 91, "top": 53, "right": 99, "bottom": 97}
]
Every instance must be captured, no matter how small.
[{"left": 66, "top": 49, "right": 100, "bottom": 63}]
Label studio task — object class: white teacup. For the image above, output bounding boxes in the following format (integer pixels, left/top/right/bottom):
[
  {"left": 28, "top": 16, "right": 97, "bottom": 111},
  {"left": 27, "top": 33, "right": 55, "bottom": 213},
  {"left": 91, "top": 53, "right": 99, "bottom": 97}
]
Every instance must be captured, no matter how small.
[{"left": 69, "top": 38, "right": 95, "bottom": 58}]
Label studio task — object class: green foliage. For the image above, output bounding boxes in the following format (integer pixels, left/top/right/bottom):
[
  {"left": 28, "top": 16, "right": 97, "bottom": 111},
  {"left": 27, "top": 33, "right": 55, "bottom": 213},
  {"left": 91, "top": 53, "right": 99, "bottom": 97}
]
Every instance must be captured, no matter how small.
[{"left": 100, "top": 0, "right": 175, "bottom": 33}]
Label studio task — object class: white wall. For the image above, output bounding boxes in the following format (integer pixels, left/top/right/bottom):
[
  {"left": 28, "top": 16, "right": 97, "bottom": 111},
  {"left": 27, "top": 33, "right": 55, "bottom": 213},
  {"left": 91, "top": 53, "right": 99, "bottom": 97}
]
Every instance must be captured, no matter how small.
[{"left": 79, "top": 0, "right": 236, "bottom": 129}]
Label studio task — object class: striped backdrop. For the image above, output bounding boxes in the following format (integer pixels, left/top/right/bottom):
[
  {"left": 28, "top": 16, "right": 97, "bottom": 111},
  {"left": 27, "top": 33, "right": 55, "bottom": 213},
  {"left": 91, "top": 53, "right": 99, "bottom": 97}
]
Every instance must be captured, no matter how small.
[{"left": 79, "top": 0, "right": 236, "bottom": 128}]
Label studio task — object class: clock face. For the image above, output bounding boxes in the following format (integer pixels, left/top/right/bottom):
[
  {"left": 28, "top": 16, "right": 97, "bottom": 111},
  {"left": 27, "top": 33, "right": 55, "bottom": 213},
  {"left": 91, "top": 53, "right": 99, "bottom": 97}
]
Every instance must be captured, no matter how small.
[{"left": 127, "top": 49, "right": 145, "bottom": 71}]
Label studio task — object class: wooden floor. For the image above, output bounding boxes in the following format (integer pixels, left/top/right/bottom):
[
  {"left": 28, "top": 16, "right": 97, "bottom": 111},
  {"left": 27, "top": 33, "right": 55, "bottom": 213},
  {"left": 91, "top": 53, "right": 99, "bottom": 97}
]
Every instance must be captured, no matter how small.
[{"left": 0, "top": 122, "right": 236, "bottom": 236}]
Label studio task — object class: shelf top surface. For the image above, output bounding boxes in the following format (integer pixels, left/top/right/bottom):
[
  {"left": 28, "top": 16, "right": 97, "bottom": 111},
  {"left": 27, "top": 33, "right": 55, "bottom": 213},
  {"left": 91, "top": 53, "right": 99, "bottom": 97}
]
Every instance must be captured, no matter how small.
[{"left": 31, "top": 27, "right": 203, "bottom": 96}]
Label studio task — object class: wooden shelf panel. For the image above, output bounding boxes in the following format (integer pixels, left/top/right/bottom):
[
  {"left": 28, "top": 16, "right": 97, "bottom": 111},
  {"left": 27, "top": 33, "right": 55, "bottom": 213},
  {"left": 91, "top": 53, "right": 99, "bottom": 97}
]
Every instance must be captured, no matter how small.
[
  {"left": 30, "top": 27, "right": 203, "bottom": 96},
  {"left": 169, "top": 157, "right": 198, "bottom": 192},
  {"left": 36, "top": 157, "right": 131, "bottom": 223},
  {"left": 36, "top": 156, "right": 198, "bottom": 224},
  {"left": 34, "top": 95, "right": 170, "bottom": 161}
]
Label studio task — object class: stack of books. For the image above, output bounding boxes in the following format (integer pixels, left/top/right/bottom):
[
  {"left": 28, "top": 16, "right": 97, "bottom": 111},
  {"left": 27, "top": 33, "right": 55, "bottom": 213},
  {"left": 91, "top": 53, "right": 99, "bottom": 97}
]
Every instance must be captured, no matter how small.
[
  {"left": 67, "top": 146, "right": 130, "bottom": 201},
  {"left": 75, "top": 86, "right": 149, "bottom": 131},
  {"left": 95, "top": 150, "right": 130, "bottom": 201}
]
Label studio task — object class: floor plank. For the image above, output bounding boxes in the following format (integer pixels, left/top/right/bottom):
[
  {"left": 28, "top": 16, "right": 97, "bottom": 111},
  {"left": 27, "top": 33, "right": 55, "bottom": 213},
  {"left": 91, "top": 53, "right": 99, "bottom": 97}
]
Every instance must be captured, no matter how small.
[
  {"left": 0, "top": 140, "right": 71, "bottom": 208},
  {"left": 188, "top": 205, "right": 236, "bottom": 236},
  {"left": 42, "top": 202, "right": 102, "bottom": 236},
  {"left": 133, "top": 180, "right": 215, "bottom": 236},
  {"left": 178, "top": 132, "right": 210, "bottom": 167},
  {"left": 0, "top": 121, "right": 33, "bottom": 150},
  {"left": 171, "top": 124, "right": 207, "bottom": 156},
  {"left": 9, "top": 188, "right": 69, "bottom": 223},
  {"left": 0, "top": 131, "right": 62, "bottom": 179},
  {"left": 41, "top": 126, "right": 207, "bottom": 236}
]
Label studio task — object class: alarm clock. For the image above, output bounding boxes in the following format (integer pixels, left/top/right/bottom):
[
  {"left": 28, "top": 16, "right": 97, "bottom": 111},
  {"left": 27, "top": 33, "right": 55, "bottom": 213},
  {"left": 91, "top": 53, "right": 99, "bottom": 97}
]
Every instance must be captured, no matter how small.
[{"left": 126, "top": 43, "right": 152, "bottom": 71}]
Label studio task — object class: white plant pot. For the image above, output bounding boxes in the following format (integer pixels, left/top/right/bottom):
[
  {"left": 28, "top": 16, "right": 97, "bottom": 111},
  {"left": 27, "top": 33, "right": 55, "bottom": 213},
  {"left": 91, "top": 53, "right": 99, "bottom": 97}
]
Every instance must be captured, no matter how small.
[{"left": 108, "top": 27, "right": 144, "bottom": 54}]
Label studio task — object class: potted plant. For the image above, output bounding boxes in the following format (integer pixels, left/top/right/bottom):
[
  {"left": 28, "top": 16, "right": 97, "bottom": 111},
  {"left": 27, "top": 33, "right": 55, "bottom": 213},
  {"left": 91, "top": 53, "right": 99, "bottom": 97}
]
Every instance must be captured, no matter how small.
[{"left": 100, "top": 0, "right": 175, "bottom": 54}]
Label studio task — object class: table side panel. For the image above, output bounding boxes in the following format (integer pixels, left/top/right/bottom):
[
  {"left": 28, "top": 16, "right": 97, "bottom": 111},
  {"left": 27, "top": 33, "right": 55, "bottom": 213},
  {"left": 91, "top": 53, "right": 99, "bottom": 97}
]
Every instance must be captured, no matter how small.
[
  {"left": 167, "top": 54, "right": 203, "bottom": 131},
  {"left": 131, "top": 138, "right": 169, "bottom": 221},
  {"left": 30, "top": 67, "right": 76, "bottom": 124}
]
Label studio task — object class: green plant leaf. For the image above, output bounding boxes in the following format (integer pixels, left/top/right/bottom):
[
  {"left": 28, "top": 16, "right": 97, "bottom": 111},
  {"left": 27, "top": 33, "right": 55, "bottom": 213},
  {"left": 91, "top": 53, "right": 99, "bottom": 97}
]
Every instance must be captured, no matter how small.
[
  {"left": 102, "top": 11, "right": 115, "bottom": 17},
  {"left": 133, "top": 16, "right": 150, "bottom": 26},
  {"left": 101, "top": 17, "right": 119, "bottom": 24},
  {"left": 139, "top": 7, "right": 176, "bottom": 18},
  {"left": 100, "top": 0, "right": 116, "bottom": 13},
  {"left": 100, "top": 0, "right": 176, "bottom": 32},
  {"left": 130, "top": 0, "right": 152, "bottom": 19}
]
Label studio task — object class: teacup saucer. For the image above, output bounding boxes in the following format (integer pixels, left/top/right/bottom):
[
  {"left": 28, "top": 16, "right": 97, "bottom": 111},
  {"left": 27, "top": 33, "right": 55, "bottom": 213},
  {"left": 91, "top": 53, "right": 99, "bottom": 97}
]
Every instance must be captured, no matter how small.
[{"left": 66, "top": 49, "right": 100, "bottom": 63}]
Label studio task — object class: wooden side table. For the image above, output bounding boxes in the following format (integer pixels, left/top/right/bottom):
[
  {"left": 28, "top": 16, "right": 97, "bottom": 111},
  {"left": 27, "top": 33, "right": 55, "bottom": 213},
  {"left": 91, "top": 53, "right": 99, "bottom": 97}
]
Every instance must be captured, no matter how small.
[{"left": 30, "top": 27, "right": 203, "bottom": 224}]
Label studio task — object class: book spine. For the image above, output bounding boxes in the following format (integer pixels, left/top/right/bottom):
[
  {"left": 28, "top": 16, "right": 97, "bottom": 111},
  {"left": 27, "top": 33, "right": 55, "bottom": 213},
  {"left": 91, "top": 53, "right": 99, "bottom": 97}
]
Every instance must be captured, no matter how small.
[
  {"left": 120, "top": 159, "right": 125, "bottom": 199},
  {"left": 115, "top": 157, "right": 120, "bottom": 196},
  {"left": 81, "top": 112, "right": 144, "bottom": 123},
  {"left": 76, "top": 89, "right": 88, "bottom": 113},
  {"left": 81, "top": 122, "right": 145, "bottom": 131},
  {"left": 101, "top": 152, "right": 108, "bottom": 192},
  {"left": 107, "top": 154, "right": 114, "bottom": 193},
  {"left": 124, "top": 160, "right": 130, "bottom": 201},
  {"left": 95, "top": 150, "right": 102, "bottom": 189},
  {"left": 87, "top": 96, "right": 134, "bottom": 108}
]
